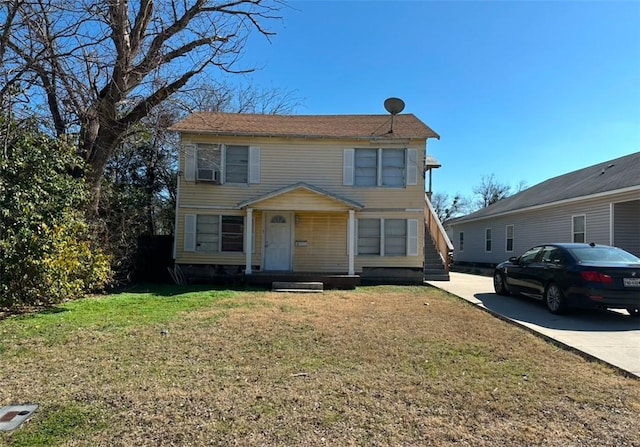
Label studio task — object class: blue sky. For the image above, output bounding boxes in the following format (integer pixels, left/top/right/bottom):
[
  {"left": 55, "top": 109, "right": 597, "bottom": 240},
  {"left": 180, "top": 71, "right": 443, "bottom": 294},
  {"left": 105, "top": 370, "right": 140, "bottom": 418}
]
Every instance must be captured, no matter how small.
[{"left": 240, "top": 0, "right": 640, "bottom": 200}]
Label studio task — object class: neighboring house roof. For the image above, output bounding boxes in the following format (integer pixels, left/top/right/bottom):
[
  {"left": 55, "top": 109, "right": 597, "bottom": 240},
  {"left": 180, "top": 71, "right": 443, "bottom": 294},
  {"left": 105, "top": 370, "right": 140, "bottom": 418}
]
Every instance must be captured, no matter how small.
[
  {"left": 238, "top": 182, "right": 364, "bottom": 210},
  {"left": 448, "top": 151, "right": 640, "bottom": 225},
  {"left": 170, "top": 112, "right": 440, "bottom": 140}
]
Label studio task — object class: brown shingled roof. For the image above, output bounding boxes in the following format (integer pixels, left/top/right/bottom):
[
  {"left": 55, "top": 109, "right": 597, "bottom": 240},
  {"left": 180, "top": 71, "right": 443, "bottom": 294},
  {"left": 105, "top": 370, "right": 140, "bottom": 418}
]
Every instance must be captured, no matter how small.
[{"left": 169, "top": 112, "right": 440, "bottom": 140}]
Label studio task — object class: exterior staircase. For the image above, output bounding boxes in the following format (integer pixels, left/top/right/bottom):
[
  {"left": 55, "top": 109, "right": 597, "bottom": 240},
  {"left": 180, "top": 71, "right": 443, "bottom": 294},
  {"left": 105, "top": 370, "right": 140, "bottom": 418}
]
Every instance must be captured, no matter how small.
[
  {"left": 424, "top": 235, "right": 450, "bottom": 281},
  {"left": 423, "top": 193, "right": 453, "bottom": 281}
]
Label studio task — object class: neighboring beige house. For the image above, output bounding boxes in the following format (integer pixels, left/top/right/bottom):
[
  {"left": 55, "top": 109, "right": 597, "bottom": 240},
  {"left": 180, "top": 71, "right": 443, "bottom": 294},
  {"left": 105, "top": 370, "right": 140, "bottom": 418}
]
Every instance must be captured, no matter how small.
[{"left": 169, "top": 111, "right": 448, "bottom": 287}]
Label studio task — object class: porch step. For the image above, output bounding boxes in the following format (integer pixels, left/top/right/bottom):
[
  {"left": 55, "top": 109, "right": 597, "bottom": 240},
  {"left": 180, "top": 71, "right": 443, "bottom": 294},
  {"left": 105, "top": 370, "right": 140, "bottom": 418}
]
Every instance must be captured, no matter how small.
[{"left": 272, "top": 281, "right": 324, "bottom": 293}]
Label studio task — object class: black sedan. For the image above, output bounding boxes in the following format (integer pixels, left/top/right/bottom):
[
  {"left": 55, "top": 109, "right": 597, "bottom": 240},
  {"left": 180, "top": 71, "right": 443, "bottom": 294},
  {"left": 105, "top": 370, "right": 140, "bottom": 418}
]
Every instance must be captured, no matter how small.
[{"left": 493, "top": 243, "right": 640, "bottom": 316}]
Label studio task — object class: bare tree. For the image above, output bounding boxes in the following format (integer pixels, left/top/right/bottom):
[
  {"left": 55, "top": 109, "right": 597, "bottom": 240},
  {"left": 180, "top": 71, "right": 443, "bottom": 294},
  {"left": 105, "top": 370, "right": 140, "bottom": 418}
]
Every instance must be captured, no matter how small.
[
  {"left": 0, "top": 0, "right": 283, "bottom": 208},
  {"left": 431, "top": 192, "right": 470, "bottom": 222},
  {"left": 472, "top": 174, "right": 512, "bottom": 208},
  {"left": 185, "top": 80, "right": 302, "bottom": 114}
]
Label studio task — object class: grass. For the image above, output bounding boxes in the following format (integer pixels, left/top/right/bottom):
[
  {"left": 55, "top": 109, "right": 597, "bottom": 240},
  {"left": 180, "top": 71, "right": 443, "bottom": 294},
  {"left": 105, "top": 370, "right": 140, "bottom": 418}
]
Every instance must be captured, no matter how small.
[{"left": 1, "top": 285, "right": 639, "bottom": 446}]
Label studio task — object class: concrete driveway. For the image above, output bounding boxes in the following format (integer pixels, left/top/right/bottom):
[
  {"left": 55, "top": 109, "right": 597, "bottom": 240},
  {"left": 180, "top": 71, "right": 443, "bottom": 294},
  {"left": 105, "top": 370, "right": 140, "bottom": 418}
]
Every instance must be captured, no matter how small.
[{"left": 426, "top": 272, "right": 640, "bottom": 378}]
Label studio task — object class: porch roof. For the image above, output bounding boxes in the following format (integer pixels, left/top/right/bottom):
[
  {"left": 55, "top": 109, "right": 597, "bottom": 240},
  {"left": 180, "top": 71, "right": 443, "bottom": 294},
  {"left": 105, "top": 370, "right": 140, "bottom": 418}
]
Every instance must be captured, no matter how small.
[{"left": 237, "top": 182, "right": 364, "bottom": 210}]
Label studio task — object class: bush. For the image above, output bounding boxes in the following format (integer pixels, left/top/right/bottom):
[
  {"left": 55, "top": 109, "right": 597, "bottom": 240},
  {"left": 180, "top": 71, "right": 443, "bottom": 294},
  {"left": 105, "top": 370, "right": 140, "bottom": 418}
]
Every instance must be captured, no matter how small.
[{"left": 0, "top": 120, "right": 111, "bottom": 307}]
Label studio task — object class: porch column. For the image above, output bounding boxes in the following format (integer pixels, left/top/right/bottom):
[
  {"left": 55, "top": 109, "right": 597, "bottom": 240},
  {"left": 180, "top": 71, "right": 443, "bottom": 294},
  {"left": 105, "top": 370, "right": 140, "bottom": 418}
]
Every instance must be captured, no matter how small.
[
  {"left": 245, "top": 207, "right": 253, "bottom": 275},
  {"left": 348, "top": 209, "right": 355, "bottom": 275}
]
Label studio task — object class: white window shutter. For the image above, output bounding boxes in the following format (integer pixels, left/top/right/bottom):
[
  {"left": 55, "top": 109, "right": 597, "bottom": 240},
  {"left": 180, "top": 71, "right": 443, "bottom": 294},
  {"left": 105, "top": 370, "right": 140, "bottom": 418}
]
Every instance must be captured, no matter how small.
[
  {"left": 184, "top": 214, "right": 196, "bottom": 252},
  {"left": 184, "top": 145, "right": 196, "bottom": 182},
  {"left": 249, "top": 146, "right": 261, "bottom": 184},
  {"left": 220, "top": 144, "right": 226, "bottom": 184},
  {"left": 343, "top": 149, "right": 354, "bottom": 186},
  {"left": 407, "top": 219, "right": 419, "bottom": 256},
  {"left": 406, "top": 149, "right": 418, "bottom": 186}
]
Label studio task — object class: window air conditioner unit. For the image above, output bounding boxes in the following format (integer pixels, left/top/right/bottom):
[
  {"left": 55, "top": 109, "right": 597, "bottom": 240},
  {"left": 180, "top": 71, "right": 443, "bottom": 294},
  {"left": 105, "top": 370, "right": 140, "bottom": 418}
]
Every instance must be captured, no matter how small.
[{"left": 197, "top": 169, "right": 220, "bottom": 183}]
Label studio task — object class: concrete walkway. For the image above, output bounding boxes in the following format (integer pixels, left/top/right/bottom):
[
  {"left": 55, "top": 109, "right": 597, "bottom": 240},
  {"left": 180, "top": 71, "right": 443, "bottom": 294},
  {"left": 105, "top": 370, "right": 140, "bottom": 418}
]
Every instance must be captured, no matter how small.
[{"left": 426, "top": 272, "right": 640, "bottom": 378}]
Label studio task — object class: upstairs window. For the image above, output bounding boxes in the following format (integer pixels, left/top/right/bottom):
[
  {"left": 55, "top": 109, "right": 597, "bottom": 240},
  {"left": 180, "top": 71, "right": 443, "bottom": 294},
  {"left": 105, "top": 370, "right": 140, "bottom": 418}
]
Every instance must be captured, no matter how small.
[
  {"left": 184, "top": 144, "right": 260, "bottom": 184},
  {"left": 381, "top": 149, "right": 406, "bottom": 187},
  {"left": 345, "top": 148, "right": 417, "bottom": 187},
  {"left": 225, "top": 145, "right": 249, "bottom": 183},
  {"left": 197, "top": 144, "right": 221, "bottom": 182},
  {"left": 354, "top": 149, "right": 378, "bottom": 186}
]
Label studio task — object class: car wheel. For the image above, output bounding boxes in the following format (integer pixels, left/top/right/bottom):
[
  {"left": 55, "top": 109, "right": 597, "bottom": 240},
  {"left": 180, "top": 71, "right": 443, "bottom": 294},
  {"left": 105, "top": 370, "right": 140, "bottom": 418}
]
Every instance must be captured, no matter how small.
[
  {"left": 545, "top": 282, "right": 567, "bottom": 315},
  {"left": 493, "top": 272, "right": 509, "bottom": 296},
  {"left": 628, "top": 308, "right": 640, "bottom": 318}
]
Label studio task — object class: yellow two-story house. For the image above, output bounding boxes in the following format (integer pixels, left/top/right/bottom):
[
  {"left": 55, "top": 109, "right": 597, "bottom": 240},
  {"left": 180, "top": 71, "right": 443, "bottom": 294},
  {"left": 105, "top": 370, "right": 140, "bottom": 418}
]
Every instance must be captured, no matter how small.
[{"left": 170, "top": 110, "right": 446, "bottom": 287}]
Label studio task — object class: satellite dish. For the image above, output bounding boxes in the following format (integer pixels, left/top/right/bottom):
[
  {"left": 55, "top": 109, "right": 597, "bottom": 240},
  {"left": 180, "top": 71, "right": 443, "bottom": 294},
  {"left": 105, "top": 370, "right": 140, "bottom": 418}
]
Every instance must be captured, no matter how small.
[{"left": 384, "top": 97, "right": 405, "bottom": 115}]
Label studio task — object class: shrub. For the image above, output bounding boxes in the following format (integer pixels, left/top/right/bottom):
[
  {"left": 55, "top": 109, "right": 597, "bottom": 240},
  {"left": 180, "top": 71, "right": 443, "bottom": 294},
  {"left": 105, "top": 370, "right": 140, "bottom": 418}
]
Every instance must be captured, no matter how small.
[{"left": 0, "top": 119, "right": 111, "bottom": 307}]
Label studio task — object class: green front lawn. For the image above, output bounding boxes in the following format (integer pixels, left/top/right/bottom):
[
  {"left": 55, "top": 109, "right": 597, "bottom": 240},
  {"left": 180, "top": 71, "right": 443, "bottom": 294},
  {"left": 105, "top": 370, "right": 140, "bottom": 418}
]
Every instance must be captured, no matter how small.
[{"left": 1, "top": 285, "right": 638, "bottom": 446}]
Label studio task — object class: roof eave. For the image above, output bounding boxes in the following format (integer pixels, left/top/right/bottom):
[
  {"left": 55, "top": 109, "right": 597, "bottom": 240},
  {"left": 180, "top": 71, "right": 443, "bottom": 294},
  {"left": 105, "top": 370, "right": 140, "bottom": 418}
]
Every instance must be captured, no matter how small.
[{"left": 447, "top": 185, "right": 640, "bottom": 226}]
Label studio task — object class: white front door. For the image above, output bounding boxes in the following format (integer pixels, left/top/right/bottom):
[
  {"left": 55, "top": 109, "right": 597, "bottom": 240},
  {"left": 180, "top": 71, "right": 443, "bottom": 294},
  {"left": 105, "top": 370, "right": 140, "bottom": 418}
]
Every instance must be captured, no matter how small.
[{"left": 264, "top": 212, "right": 292, "bottom": 271}]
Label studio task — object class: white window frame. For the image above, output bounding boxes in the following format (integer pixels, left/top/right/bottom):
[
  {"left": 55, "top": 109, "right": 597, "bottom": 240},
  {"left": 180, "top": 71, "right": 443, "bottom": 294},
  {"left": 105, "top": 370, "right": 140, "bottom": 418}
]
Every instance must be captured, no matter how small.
[
  {"left": 183, "top": 144, "right": 260, "bottom": 184},
  {"left": 224, "top": 145, "right": 249, "bottom": 184},
  {"left": 356, "top": 218, "right": 381, "bottom": 255},
  {"left": 184, "top": 214, "right": 248, "bottom": 254},
  {"left": 196, "top": 144, "right": 222, "bottom": 182},
  {"left": 346, "top": 148, "right": 417, "bottom": 187},
  {"left": 485, "top": 228, "right": 492, "bottom": 252},
  {"left": 355, "top": 218, "right": 419, "bottom": 257},
  {"left": 572, "top": 214, "right": 586, "bottom": 243},
  {"left": 505, "top": 225, "right": 514, "bottom": 252},
  {"left": 384, "top": 219, "right": 407, "bottom": 256}
]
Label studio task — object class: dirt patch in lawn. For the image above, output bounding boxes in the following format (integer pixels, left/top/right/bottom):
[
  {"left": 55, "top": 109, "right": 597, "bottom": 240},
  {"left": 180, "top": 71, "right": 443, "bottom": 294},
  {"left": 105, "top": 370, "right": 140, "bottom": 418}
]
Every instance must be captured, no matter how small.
[{"left": 1, "top": 286, "right": 638, "bottom": 446}]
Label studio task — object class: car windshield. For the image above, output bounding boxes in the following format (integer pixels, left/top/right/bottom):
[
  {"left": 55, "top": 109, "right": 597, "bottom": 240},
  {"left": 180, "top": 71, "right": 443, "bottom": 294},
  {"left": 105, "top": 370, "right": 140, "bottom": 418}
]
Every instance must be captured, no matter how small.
[{"left": 567, "top": 246, "right": 640, "bottom": 264}]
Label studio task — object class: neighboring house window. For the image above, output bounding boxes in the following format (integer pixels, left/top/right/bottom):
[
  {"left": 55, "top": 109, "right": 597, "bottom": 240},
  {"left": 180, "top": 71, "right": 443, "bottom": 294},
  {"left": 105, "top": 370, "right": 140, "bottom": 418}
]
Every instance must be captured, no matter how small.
[
  {"left": 357, "top": 219, "right": 380, "bottom": 255},
  {"left": 506, "top": 225, "right": 514, "bottom": 252},
  {"left": 225, "top": 145, "right": 249, "bottom": 183},
  {"left": 485, "top": 228, "right": 492, "bottom": 252},
  {"left": 357, "top": 219, "right": 418, "bottom": 256},
  {"left": 572, "top": 215, "right": 586, "bottom": 243},
  {"left": 348, "top": 148, "right": 417, "bottom": 187},
  {"left": 459, "top": 232, "right": 464, "bottom": 251},
  {"left": 188, "top": 215, "right": 244, "bottom": 253}
]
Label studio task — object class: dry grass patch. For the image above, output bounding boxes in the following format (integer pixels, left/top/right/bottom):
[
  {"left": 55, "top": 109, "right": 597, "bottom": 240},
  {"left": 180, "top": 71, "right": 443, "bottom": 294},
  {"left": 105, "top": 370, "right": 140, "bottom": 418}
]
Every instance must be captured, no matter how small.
[{"left": 1, "top": 285, "right": 639, "bottom": 446}]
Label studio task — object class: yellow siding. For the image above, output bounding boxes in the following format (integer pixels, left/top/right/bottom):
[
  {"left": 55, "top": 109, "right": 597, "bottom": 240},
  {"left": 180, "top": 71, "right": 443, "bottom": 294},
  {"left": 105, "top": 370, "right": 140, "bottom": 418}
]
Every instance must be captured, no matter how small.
[
  {"left": 292, "top": 213, "right": 349, "bottom": 272},
  {"left": 176, "top": 134, "right": 429, "bottom": 271},
  {"left": 178, "top": 136, "right": 427, "bottom": 210}
]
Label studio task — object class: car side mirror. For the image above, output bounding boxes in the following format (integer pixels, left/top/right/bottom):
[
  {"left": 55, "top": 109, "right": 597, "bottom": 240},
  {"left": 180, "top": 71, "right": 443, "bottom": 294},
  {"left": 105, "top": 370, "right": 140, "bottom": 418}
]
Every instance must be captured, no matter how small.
[{"left": 509, "top": 256, "right": 518, "bottom": 263}]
